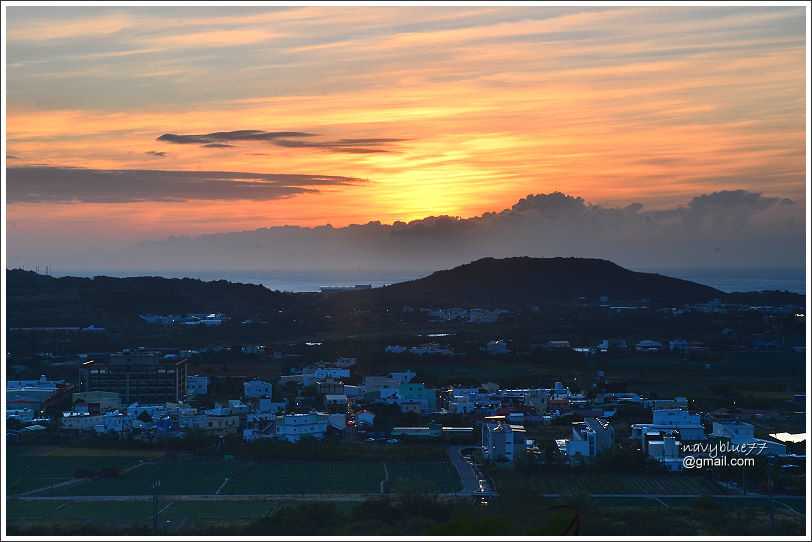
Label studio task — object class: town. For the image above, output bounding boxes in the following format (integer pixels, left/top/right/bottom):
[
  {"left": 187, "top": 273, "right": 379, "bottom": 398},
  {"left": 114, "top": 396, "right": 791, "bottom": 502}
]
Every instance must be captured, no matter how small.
[
  {"left": 8, "top": 342, "right": 805, "bottom": 473},
  {"left": 5, "top": 266, "right": 807, "bottom": 536}
]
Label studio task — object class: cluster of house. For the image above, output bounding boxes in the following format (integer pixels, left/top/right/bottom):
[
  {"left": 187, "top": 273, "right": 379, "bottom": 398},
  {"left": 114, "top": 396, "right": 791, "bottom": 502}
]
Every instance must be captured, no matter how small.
[
  {"left": 427, "top": 307, "right": 511, "bottom": 324},
  {"left": 440, "top": 382, "right": 793, "bottom": 470},
  {"left": 7, "top": 375, "right": 73, "bottom": 422},
  {"left": 670, "top": 299, "right": 803, "bottom": 317},
  {"left": 58, "top": 391, "right": 287, "bottom": 437},
  {"left": 139, "top": 313, "right": 228, "bottom": 326},
  {"left": 384, "top": 331, "right": 788, "bottom": 362},
  {"left": 6, "top": 346, "right": 797, "bottom": 475},
  {"left": 385, "top": 344, "right": 456, "bottom": 356},
  {"left": 483, "top": 405, "right": 791, "bottom": 470}
]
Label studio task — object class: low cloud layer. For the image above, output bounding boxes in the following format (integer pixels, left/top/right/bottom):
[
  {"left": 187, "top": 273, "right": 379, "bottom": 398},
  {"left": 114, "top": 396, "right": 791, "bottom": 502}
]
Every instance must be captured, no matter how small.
[
  {"left": 156, "top": 129, "right": 405, "bottom": 153},
  {"left": 6, "top": 166, "right": 367, "bottom": 203},
  {"left": 101, "top": 189, "right": 803, "bottom": 270}
]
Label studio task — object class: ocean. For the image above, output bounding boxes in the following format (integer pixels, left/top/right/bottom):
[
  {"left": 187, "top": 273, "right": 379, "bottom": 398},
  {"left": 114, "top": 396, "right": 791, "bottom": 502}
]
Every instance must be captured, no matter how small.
[
  {"left": 635, "top": 267, "right": 806, "bottom": 296},
  {"left": 50, "top": 266, "right": 806, "bottom": 295}
]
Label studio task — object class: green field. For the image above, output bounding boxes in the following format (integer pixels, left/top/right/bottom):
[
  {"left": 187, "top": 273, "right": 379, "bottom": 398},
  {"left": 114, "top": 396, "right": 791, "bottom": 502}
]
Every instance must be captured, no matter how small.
[
  {"left": 6, "top": 446, "right": 152, "bottom": 494},
  {"left": 386, "top": 462, "right": 463, "bottom": 493},
  {"left": 11, "top": 453, "right": 462, "bottom": 497},
  {"left": 49, "top": 501, "right": 155, "bottom": 519},
  {"left": 592, "top": 496, "right": 805, "bottom": 515},
  {"left": 223, "top": 461, "right": 385, "bottom": 495},
  {"left": 529, "top": 473, "right": 724, "bottom": 496},
  {"left": 590, "top": 496, "right": 666, "bottom": 507},
  {"left": 54, "top": 461, "right": 247, "bottom": 496},
  {"left": 5, "top": 501, "right": 65, "bottom": 519},
  {"left": 158, "top": 500, "right": 281, "bottom": 519},
  {"left": 606, "top": 351, "right": 804, "bottom": 382},
  {"left": 6, "top": 500, "right": 305, "bottom": 521}
]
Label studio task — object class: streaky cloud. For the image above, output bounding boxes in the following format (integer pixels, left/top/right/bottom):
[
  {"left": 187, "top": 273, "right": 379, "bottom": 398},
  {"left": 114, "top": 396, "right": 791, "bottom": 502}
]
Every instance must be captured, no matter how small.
[
  {"left": 6, "top": 166, "right": 367, "bottom": 203},
  {"left": 156, "top": 130, "right": 318, "bottom": 145},
  {"left": 157, "top": 129, "right": 407, "bottom": 153}
]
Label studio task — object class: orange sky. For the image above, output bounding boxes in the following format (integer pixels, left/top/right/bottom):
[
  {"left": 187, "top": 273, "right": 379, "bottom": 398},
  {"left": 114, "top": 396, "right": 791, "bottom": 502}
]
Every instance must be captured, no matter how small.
[{"left": 5, "top": 4, "right": 807, "bottom": 243}]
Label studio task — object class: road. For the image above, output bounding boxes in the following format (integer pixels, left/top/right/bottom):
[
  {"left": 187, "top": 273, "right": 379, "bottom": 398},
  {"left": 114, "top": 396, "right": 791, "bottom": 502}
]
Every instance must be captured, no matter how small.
[
  {"left": 447, "top": 445, "right": 480, "bottom": 495},
  {"left": 15, "top": 493, "right": 380, "bottom": 502}
]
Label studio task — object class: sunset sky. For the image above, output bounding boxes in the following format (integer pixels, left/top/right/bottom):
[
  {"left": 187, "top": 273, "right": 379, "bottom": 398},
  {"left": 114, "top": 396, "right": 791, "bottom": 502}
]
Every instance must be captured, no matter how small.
[{"left": 4, "top": 3, "right": 808, "bottom": 266}]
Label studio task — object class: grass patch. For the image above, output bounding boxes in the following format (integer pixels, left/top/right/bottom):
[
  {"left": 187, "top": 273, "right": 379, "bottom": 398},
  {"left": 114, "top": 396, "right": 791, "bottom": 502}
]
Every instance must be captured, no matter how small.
[
  {"left": 527, "top": 472, "right": 724, "bottom": 496},
  {"left": 385, "top": 462, "right": 463, "bottom": 493},
  {"left": 7, "top": 451, "right": 151, "bottom": 494},
  {"left": 223, "top": 461, "right": 385, "bottom": 495},
  {"left": 55, "top": 461, "right": 244, "bottom": 496}
]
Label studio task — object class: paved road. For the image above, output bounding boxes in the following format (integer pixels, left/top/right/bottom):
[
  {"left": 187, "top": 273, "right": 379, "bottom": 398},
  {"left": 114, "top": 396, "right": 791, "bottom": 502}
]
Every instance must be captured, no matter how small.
[
  {"left": 447, "top": 445, "right": 479, "bottom": 495},
  {"left": 537, "top": 493, "right": 806, "bottom": 499},
  {"left": 14, "top": 493, "right": 381, "bottom": 502}
]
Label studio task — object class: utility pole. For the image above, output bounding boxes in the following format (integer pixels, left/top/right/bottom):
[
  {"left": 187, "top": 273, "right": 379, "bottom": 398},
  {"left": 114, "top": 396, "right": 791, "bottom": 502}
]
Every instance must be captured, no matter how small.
[
  {"left": 153, "top": 480, "right": 161, "bottom": 531},
  {"left": 767, "top": 455, "right": 775, "bottom": 536}
]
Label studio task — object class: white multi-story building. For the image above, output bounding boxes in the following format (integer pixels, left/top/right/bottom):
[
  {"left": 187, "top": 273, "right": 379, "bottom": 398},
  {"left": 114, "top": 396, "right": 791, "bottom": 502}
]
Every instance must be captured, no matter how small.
[
  {"left": 334, "top": 357, "right": 357, "bottom": 368},
  {"left": 303, "top": 368, "right": 351, "bottom": 386},
  {"left": 186, "top": 375, "right": 209, "bottom": 396},
  {"left": 128, "top": 403, "right": 168, "bottom": 420},
  {"left": 244, "top": 379, "right": 273, "bottom": 399},
  {"left": 7, "top": 409, "right": 35, "bottom": 422},
  {"left": 61, "top": 412, "right": 105, "bottom": 430},
  {"left": 448, "top": 395, "right": 476, "bottom": 415},
  {"left": 482, "top": 415, "right": 527, "bottom": 465},
  {"left": 562, "top": 418, "right": 615, "bottom": 466},
  {"left": 252, "top": 397, "right": 287, "bottom": 418},
  {"left": 343, "top": 385, "right": 362, "bottom": 398},
  {"left": 711, "top": 421, "right": 786, "bottom": 455},
  {"left": 272, "top": 412, "right": 329, "bottom": 443},
  {"left": 649, "top": 397, "right": 689, "bottom": 410},
  {"left": 646, "top": 435, "right": 684, "bottom": 471},
  {"left": 98, "top": 411, "right": 134, "bottom": 434},
  {"left": 178, "top": 413, "right": 208, "bottom": 429},
  {"left": 355, "top": 410, "right": 375, "bottom": 427},
  {"left": 631, "top": 409, "right": 706, "bottom": 451},
  {"left": 201, "top": 404, "right": 231, "bottom": 416},
  {"left": 390, "top": 370, "right": 416, "bottom": 382},
  {"left": 363, "top": 371, "right": 415, "bottom": 394}
]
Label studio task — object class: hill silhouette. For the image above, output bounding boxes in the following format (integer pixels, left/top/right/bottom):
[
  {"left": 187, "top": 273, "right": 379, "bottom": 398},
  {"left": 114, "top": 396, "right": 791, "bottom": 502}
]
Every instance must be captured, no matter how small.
[
  {"left": 326, "top": 257, "right": 725, "bottom": 307},
  {"left": 7, "top": 259, "right": 802, "bottom": 327},
  {"left": 6, "top": 269, "right": 306, "bottom": 327}
]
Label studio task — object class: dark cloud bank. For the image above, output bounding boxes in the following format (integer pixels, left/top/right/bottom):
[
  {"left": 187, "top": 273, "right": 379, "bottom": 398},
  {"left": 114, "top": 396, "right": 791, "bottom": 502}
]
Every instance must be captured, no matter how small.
[
  {"left": 6, "top": 166, "right": 366, "bottom": 203},
  {"left": 157, "top": 129, "right": 405, "bottom": 153},
  {"left": 120, "top": 190, "right": 804, "bottom": 270}
]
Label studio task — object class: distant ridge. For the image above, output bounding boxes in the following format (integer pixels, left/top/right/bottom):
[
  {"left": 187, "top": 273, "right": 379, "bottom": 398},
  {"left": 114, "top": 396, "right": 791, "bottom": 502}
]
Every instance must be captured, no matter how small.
[
  {"left": 5, "top": 269, "right": 304, "bottom": 327},
  {"left": 328, "top": 256, "right": 725, "bottom": 307},
  {"left": 6, "top": 258, "right": 802, "bottom": 327}
]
